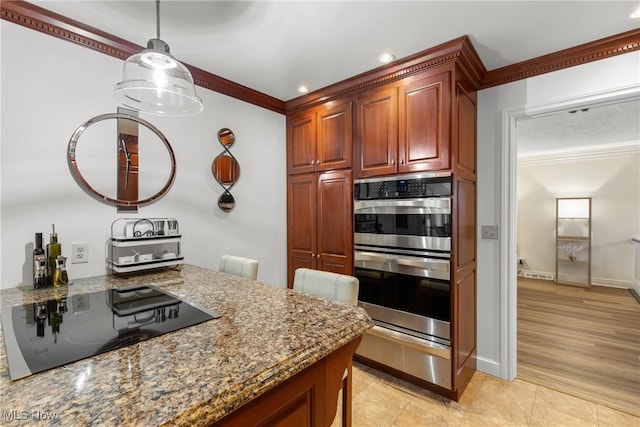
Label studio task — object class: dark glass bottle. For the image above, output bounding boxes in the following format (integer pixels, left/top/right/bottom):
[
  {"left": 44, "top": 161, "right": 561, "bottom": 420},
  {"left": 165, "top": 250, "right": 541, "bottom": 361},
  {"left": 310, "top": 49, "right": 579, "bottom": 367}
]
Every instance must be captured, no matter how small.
[{"left": 33, "top": 233, "right": 47, "bottom": 288}]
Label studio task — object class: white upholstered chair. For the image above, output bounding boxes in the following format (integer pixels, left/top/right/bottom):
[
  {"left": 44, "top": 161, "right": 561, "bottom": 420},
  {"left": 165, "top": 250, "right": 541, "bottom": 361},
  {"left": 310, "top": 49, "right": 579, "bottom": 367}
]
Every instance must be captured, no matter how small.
[
  {"left": 219, "top": 255, "right": 259, "bottom": 280},
  {"left": 292, "top": 268, "right": 359, "bottom": 306}
]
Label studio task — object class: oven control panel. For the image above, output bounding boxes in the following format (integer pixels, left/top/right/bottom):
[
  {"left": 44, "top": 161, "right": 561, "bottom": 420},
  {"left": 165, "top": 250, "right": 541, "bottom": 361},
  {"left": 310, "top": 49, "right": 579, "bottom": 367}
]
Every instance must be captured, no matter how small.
[{"left": 355, "top": 173, "right": 451, "bottom": 200}]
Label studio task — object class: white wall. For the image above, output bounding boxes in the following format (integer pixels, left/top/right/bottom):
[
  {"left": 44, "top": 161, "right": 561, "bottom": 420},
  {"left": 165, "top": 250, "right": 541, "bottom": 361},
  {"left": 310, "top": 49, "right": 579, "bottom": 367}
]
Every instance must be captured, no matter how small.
[
  {"left": 517, "top": 152, "right": 640, "bottom": 287},
  {"left": 477, "top": 51, "right": 640, "bottom": 378},
  {"left": 3, "top": 16, "right": 639, "bottom": 381},
  {"left": 0, "top": 21, "right": 287, "bottom": 289}
]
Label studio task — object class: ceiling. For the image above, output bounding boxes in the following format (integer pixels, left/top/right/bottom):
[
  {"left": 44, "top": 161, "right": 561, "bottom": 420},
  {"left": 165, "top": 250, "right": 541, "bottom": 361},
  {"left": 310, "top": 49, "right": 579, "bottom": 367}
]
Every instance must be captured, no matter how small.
[
  {"left": 22, "top": 1, "right": 640, "bottom": 154},
  {"left": 517, "top": 99, "right": 640, "bottom": 158},
  {"left": 30, "top": 1, "right": 639, "bottom": 102}
]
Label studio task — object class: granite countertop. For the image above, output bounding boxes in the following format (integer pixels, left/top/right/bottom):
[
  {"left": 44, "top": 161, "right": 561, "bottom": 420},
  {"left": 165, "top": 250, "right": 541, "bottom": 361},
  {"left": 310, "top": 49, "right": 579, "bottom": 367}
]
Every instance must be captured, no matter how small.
[{"left": 0, "top": 265, "right": 373, "bottom": 426}]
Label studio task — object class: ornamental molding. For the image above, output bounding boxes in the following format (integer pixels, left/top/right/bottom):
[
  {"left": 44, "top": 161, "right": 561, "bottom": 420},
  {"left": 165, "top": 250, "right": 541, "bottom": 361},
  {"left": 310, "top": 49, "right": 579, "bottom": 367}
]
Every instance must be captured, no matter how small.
[{"left": 482, "top": 29, "right": 640, "bottom": 89}]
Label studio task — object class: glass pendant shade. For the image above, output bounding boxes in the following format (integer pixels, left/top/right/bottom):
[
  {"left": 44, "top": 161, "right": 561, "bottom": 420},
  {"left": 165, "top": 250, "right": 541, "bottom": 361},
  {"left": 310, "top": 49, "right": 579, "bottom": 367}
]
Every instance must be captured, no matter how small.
[{"left": 114, "top": 39, "right": 203, "bottom": 116}]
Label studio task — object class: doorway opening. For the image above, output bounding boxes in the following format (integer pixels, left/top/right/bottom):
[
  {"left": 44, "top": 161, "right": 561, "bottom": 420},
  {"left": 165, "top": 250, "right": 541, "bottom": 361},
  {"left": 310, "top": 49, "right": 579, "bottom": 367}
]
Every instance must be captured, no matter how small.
[
  {"left": 500, "top": 85, "right": 640, "bottom": 376},
  {"left": 501, "top": 86, "right": 640, "bottom": 415}
]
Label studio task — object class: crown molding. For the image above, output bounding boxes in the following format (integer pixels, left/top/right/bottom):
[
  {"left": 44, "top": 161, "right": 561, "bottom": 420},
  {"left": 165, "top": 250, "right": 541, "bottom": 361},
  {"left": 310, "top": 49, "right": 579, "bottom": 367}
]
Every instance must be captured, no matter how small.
[
  {"left": 3, "top": 0, "right": 638, "bottom": 115},
  {"left": 517, "top": 141, "right": 640, "bottom": 165},
  {"left": 285, "top": 36, "right": 486, "bottom": 114},
  {"left": 482, "top": 28, "right": 640, "bottom": 89},
  {"left": 0, "top": 0, "right": 286, "bottom": 114}
]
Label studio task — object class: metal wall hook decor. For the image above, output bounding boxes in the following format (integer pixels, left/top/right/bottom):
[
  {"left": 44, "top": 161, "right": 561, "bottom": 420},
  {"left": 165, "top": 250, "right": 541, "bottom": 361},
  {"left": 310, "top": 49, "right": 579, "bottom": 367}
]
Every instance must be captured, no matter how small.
[{"left": 211, "top": 128, "right": 240, "bottom": 212}]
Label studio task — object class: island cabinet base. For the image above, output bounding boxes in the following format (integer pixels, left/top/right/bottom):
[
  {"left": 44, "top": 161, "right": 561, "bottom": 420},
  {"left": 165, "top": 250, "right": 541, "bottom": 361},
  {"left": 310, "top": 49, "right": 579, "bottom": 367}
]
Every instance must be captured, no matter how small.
[{"left": 214, "top": 336, "right": 363, "bottom": 427}]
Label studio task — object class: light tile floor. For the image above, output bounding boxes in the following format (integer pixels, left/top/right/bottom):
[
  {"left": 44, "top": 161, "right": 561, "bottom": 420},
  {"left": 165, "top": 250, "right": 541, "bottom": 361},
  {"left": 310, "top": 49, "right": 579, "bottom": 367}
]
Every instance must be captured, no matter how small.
[{"left": 340, "top": 362, "right": 640, "bottom": 427}]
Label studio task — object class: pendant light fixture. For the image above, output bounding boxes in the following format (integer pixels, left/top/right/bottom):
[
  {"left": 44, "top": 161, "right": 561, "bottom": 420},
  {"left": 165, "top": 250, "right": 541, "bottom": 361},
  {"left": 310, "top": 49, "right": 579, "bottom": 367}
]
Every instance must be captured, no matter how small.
[{"left": 114, "top": 0, "right": 203, "bottom": 116}]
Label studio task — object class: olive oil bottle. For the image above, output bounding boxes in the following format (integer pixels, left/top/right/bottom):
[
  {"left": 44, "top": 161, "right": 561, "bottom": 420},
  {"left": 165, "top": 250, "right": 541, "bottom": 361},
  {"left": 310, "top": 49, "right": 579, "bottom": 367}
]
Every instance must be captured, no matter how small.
[{"left": 46, "top": 225, "right": 61, "bottom": 286}]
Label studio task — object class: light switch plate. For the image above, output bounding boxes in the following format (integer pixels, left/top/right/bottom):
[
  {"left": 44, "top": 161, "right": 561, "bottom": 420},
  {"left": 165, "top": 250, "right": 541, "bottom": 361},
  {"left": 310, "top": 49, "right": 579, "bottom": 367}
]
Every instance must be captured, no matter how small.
[{"left": 481, "top": 225, "right": 499, "bottom": 240}]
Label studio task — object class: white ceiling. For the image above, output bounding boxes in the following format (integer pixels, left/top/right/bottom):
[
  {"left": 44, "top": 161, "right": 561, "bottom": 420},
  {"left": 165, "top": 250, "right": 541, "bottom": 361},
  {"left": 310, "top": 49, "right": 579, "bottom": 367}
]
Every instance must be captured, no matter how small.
[
  {"left": 517, "top": 99, "right": 640, "bottom": 158},
  {"left": 24, "top": 1, "right": 640, "bottom": 153},
  {"left": 30, "top": 0, "right": 639, "bottom": 101}
]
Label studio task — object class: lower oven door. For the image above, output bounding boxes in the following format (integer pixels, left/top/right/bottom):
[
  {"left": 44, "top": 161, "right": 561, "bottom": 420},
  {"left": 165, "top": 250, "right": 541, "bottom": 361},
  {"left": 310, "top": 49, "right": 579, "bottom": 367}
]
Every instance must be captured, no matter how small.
[
  {"left": 354, "top": 248, "right": 451, "bottom": 329},
  {"left": 354, "top": 248, "right": 452, "bottom": 388}
]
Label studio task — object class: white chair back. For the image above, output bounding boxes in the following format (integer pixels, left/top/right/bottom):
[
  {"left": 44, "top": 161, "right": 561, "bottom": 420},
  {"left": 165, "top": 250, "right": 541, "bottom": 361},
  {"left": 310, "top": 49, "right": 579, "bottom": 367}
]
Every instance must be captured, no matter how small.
[
  {"left": 293, "top": 268, "right": 359, "bottom": 305},
  {"left": 219, "top": 255, "right": 259, "bottom": 280}
]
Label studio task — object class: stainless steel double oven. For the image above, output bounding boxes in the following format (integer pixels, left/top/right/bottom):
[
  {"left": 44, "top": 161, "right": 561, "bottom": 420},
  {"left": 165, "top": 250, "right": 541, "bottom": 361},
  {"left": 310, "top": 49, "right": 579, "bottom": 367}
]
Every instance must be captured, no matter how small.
[{"left": 353, "top": 172, "right": 453, "bottom": 389}]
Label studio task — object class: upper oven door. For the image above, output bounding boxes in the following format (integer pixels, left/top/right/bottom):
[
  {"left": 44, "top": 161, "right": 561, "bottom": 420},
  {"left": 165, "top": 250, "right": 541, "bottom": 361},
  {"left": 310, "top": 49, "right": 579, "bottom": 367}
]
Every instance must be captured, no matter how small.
[{"left": 354, "top": 198, "right": 451, "bottom": 251}]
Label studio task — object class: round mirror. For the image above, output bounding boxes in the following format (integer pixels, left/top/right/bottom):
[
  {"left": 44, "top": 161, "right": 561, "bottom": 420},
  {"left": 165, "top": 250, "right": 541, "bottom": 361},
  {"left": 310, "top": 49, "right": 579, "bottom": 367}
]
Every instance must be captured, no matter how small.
[
  {"left": 218, "top": 192, "right": 235, "bottom": 212},
  {"left": 211, "top": 154, "right": 240, "bottom": 186},
  {"left": 217, "top": 128, "right": 235, "bottom": 147},
  {"left": 67, "top": 113, "right": 176, "bottom": 207}
]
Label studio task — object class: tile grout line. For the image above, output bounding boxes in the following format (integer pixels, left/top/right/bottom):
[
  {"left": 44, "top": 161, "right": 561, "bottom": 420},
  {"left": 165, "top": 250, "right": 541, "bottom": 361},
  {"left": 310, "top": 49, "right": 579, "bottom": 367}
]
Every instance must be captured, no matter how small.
[{"left": 528, "top": 385, "right": 540, "bottom": 426}]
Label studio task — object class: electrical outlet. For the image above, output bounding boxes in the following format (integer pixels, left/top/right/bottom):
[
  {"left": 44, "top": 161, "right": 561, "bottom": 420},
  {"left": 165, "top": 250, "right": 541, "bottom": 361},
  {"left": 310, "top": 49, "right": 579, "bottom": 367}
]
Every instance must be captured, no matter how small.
[{"left": 71, "top": 242, "right": 89, "bottom": 264}]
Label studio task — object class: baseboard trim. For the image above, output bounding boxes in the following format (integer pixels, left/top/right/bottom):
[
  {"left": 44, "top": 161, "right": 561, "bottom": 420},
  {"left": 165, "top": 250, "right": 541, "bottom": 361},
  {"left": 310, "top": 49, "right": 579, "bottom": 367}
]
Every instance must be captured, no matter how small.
[
  {"left": 475, "top": 356, "right": 502, "bottom": 379},
  {"left": 630, "top": 288, "right": 640, "bottom": 304},
  {"left": 591, "top": 277, "right": 635, "bottom": 289}
]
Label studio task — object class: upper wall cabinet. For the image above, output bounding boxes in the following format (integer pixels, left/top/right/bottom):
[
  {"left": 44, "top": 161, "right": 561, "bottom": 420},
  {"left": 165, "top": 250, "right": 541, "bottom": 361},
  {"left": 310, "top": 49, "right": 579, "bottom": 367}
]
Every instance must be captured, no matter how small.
[
  {"left": 354, "top": 85, "right": 399, "bottom": 177},
  {"left": 355, "top": 69, "right": 451, "bottom": 178},
  {"left": 287, "top": 100, "right": 353, "bottom": 175}
]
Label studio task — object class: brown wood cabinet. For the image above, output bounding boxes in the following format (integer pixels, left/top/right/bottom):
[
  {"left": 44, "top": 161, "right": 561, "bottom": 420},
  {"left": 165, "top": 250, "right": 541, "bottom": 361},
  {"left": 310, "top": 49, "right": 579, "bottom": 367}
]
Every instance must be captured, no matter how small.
[
  {"left": 287, "top": 100, "right": 353, "bottom": 175},
  {"left": 287, "top": 170, "right": 353, "bottom": 287},
  {"left": 286, "top": 36, "right": 484, "bottom": 401},
  {"left": 215, "top": 337, "right": 362, "bottom": 427},
  {"left": 355, "top": 69, "right": 451, "bottom": 178},
  {"left": 354, "top": 85, "right": 398, "bottom": 177}
]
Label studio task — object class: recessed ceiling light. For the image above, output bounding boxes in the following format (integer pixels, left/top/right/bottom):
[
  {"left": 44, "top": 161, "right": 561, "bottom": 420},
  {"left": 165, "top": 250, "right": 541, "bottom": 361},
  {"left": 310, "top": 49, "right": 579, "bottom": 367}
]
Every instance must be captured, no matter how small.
[
  {"left": 378, "top": 53, "right": 396, "bottom": 63},
  {"left": 297, "top": 85, "right": 309, "bottom": 94},
  {"left": 631, "top": 7, "right": 640, "bottom": 18}
]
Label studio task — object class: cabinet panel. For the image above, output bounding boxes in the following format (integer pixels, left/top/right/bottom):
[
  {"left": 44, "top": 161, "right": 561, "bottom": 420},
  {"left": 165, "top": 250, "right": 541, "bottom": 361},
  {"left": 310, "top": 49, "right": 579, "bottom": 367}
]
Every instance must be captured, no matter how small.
[
  {"left": 455, "top": 177, "right": 475, "bottom": 268},
  {"left": 355, "top": 86, "right": 398, "bottom": 177},
  {"left": 453, "top": 265, "right": 476, "bottom": 395},
  {"left": 455, "top": 87, "right": 476, "bottom": 179},
  {"left": 317, "top": 170, "right": 353, "bottom": 275},
  {"left": 399, "top": 72, "right": 451, "bottom": 173},
  {"left": 287, "top": 170, "right": 353, "bottom": 287},
  {"left": 287, "top": 174, "right": 317, "bottom": 286},
  {"left": 318, "top": 101, "right": 353, "bottom": 172},
  {"left": 287, "top": 112, "right": 317, "bottom": 175}
]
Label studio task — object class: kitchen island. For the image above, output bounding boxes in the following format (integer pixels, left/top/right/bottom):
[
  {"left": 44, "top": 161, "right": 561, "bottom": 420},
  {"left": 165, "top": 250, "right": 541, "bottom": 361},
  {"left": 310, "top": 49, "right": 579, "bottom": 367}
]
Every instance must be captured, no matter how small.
[{"left": 0, "top": 265, "right": 372, "bottom": 426}]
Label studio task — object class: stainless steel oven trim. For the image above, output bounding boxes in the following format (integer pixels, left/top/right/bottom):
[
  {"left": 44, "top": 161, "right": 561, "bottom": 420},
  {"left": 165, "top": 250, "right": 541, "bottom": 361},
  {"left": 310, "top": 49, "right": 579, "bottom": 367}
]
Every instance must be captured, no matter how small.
[
  {"left": 356, "top": 327, "right": 452, "bottom": 389},
  {"left": 355, "top": 205, "right": 450, "bottom": 215},
  {"left": 354, "top": 197, "right": 451, "bottom": 213},
  {"left": 367, "top": 325, "right": 450, "bottom": 359},
  {"left": 354, "top": 171, "right": 451, "bottom": 184},
  {"left": 355, "top": 245, "right": 450, "bottom": 259},
  {"left": 359, "top": 301, "right": 450, "bottom": 342},
  {"left": 355, "top": 233, "right": 451, "bottom": 252},
  {"left": 355, "top": 249, "right": 451, "bottom": 280}
]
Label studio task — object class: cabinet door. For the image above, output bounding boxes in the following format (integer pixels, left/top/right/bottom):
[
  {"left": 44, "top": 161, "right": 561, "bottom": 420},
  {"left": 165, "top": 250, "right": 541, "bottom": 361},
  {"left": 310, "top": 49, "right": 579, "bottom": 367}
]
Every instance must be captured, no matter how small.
[
  {"left": 317, "top": 170, "right": 353, "bottom": 275},
  {"left": 355, "top": 85, "right": 398, "bottom": 178},
  {"left": 287, "top": 174, "right": 317, "bottom": 287},
  {"left": 399, "top": 71, "right": 451, "bottom": 172},
  {"left": 287, "top": 111, "right": 317, "bottom": 175},
  {"left": 317, "top": 101, "right": 353, "bottom": 172}
]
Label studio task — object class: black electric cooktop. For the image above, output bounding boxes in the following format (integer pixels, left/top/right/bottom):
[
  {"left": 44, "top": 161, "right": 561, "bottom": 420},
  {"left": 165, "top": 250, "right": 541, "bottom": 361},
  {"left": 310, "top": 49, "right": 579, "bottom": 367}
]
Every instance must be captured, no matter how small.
[{"left": 0, "top": 285, "right": 220, "bottom": 380}]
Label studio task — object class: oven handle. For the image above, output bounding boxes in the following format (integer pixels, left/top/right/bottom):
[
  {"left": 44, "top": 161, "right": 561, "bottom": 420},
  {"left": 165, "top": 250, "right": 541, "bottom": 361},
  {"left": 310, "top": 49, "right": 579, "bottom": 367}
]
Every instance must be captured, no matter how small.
[
  {"left": 355, "top": 250, "right": 450, "bottom": 280},
  {"left": 354, "top": 198, "right": 451, "bottom": 214},
  {"left": 367, "top": 325, "right": 451, "bottom": 360}
]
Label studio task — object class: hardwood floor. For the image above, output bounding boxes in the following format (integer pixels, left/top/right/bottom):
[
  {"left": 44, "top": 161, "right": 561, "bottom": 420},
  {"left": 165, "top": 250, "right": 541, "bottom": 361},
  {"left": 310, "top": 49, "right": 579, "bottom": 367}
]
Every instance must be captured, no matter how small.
[{"left": 517, "top": 278, "right": 640, "bottom": 417}]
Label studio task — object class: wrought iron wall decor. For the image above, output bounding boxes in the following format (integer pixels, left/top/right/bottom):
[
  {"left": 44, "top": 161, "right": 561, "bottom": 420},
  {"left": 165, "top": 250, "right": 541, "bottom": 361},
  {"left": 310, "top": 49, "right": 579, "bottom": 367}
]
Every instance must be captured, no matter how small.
[{"left": 212, "top": 128, "right": 240, "bottom": 212}]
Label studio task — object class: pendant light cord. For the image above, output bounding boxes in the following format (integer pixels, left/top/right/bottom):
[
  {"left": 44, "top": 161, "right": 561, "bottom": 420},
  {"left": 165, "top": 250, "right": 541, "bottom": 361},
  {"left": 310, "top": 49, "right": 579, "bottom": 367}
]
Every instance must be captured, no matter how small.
[{"left": 156, "top": 0, "right": 161, "bottom": 40}]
